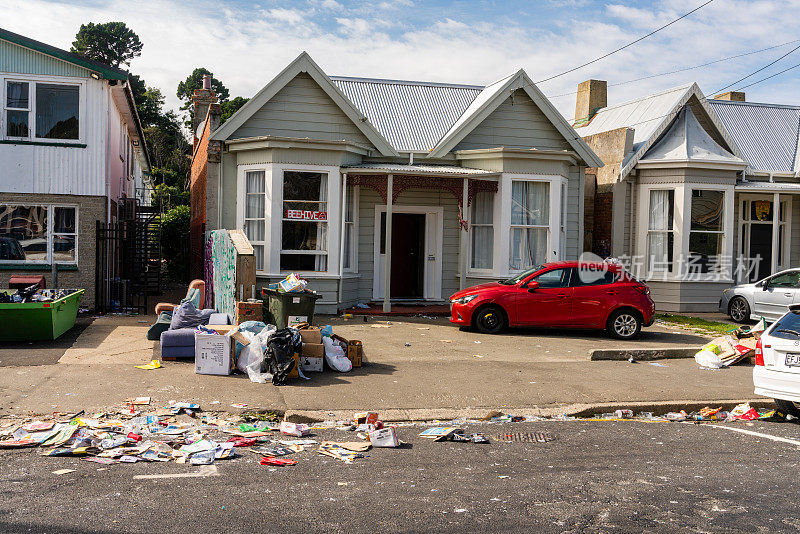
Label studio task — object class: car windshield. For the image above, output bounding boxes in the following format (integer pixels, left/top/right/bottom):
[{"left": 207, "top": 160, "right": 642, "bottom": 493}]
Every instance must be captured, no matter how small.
[
  {"left": 770, "top": 311, "right": 800, "bottom": 339},
  {"left": 499, "top": 265, "right": 544, "bottom": 285}
]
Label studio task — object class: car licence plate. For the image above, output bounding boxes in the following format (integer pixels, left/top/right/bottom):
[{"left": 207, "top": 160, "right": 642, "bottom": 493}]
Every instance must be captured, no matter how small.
[{"left": 786, "top": 353, "right": 800, "bottom": 367}]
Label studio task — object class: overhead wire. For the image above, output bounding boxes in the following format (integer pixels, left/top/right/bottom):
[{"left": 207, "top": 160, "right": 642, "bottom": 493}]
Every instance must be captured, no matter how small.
[
  {"left": 535, "top": 0, "right": 715, "bottom": 84},
  {"left": 710, "top": 42, "right": 800, "bottom": 94},
  {"left": 545, "top": 39, "right": 800, "bottom": 99},
  {"left": 735, "top": 61, "right": 800, "bottom": 91}
]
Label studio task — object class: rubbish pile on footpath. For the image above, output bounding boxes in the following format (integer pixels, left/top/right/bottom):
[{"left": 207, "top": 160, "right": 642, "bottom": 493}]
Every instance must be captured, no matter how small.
[
  {"left": 0, "top": 284, "right": 74, "bottom": 303},
  {"left": 0, "top": 401, "right": 790, "bottom": 469},
  {"left": 693, "top": 319, "right": 766, "bottom": 369}
]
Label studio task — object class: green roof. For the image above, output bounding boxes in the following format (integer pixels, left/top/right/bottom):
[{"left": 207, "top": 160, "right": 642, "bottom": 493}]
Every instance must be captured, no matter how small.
[{"left": 0, "top": 26, "right": 128, "bottom": 81}]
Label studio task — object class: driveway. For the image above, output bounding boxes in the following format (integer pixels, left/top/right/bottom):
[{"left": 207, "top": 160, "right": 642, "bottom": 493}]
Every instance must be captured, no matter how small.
[{"left": 0, "top": 314, "right": 758, "bottom": 418}]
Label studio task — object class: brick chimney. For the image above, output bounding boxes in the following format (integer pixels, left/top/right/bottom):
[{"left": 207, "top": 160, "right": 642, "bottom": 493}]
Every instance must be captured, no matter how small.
[
  {"left": 191, "top": 74, "right": 218, "bottom": 147},
  {"left": 714, "top": 91, "right": 745, "bottom": 102},
  {"left": 574, "top": 79, "right": 607, "bottom": 127}
]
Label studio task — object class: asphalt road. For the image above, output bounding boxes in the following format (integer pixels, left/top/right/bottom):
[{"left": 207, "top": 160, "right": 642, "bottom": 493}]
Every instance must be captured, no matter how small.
[{"left": 2, "top": 418, "right": 800, "bottom": 533}]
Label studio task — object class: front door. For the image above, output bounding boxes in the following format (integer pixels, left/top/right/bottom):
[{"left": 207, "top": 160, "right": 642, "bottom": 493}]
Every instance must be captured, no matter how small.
[
  {"left": 515, "top": 267, "right": 573, "bottom": 326},
  {"left": 389, "top": 213, "right": 425, "bottom": 298}
]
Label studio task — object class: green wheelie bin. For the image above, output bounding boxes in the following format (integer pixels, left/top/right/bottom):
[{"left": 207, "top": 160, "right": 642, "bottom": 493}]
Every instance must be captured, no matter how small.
[{"left": 261, "top": 288, "right": 322, "bottom": 328}]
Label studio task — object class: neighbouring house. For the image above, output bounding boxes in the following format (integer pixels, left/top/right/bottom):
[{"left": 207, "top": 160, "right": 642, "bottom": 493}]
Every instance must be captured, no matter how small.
[
  {"left": 575, "top": 79, "right": 800, "bottom": 312},
  {"left": 0, "top": 27, "right": 152, "bottom": 307},
  {"left": 190, "top": 52, "right": 603, "bottom": 314}
]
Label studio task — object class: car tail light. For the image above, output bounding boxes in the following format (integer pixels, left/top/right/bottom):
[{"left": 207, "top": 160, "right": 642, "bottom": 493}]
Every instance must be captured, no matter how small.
[
  {"left": 755, "top": 337, "right": 764, "bottom": 366},
  {"left": 632, "top": 284, "right": 650, "bottom": 295}
]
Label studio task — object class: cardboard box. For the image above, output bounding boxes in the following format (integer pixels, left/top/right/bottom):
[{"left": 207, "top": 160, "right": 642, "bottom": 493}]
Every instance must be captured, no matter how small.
[
  {"left": 354, "top": 411, "right": 378, "bottom": 426},
  {"left": 333, "top": 334, "right": 362, "bottom": 367},
  {"left": 299, "top": 327, "right": 322, "bottom": 344},
  {"left": 195, "top": 331, "right": 235, "bottom": 375},
  {"left": 235, "top": 301, "right": 263, "bottom": 325},
  {"left": 369, "top": 427, "right": 399, "bottom": 447},
  {"left": 300, "top": 343, "right": 324, "bottom": 372},
  {"left": 207, "top": 324, "right": 237, "bottom": 334}
]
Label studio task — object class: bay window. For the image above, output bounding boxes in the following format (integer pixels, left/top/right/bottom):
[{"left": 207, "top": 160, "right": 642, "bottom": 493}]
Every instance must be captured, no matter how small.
[
  {"left": 688, "top": 190, "right": 724, "bottom": 274},
  {"left": 470, "top": 191, "right": 493, "bottom": 270},
  {"left": 509, "top": 180, "right": 549, "bottom": 271},
  {"left": 281, "top": 171, "right": 328, "bottom": 272},
  {"left": 0, "top": 205, "right": 77, "bottom": 263},
  {"left": 2, "top": 80, "right": 80, "bottom": 141},
  {"left": 647, "top": 189, "right": 674, "bottom": 273},
  {"left": 244, "top": 171, "right": 266, "bottom": 271}
]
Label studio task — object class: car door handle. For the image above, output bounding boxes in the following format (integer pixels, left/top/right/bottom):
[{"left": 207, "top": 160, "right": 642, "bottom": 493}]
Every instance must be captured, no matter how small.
[
  {"left": 607, "top": 290, "right": 618, "bottom": 295},
  {"left": 785, "top": 293, "right": 792, "bottom": 297},
  {"left": 556, "top": 294, "right": 568, "bottom": 298}
]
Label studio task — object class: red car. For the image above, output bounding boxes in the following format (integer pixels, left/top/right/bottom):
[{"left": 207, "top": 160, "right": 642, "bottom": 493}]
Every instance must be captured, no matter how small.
[{"left": 449, "top": 261, "right": 655, "bottom": 339}]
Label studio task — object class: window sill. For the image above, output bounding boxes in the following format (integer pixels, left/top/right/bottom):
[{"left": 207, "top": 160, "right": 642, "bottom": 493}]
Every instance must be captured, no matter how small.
[
  {"left": 0, "top": 139, "right": 86, "bottom": 148},
  {"left": 0, "top": 263, "right": 78, "bottom": 271}
]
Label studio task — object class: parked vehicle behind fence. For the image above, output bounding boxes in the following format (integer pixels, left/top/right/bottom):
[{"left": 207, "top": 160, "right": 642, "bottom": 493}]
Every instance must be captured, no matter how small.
[
  {"left": 753, "top": 305, "right": 800, "bottom": 416},
  {"left": 721, "top": 268, "right": 800, "bottom": 323},
  {"left": 449, "top": 261, "right": 655, "bottom": 339}
]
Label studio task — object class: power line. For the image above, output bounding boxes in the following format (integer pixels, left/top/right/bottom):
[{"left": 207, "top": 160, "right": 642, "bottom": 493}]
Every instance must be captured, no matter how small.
[
  {"left": 536, "top": 0, "right": 715, "bottom": 84},
  {"left": 711, "top": 43, "right": 800, "bottom": 94},
  {"left": 736, "top": 61, "right": 800, "bottom": 91},
  {"left": 545, "top": 39, "right": 800, "bottom": 99}
]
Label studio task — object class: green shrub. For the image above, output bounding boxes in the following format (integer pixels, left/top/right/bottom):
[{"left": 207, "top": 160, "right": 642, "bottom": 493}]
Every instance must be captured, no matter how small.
[{"left": 158, "top": 204, "right": 190, "bottom": 282}]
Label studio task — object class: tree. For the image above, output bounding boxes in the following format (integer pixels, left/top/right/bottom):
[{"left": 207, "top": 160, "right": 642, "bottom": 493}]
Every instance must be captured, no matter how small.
[
  {"left": 220, "top": 96, "right": 249, "bottom": 124},
  {"left": 70, "top": 22, "right": 142, "bottom": 67},
  {"left": 176, "top": 68, "right": 229, "bottom": 111}
]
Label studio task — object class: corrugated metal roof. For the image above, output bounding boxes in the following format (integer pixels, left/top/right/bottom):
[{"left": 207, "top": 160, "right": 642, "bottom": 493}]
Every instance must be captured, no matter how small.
[
  {"left": 735, "top": 181, "right": 800, "bottom": 191},
  {"left": 708, "top": 99, "right": 800, "bottom": 173},
  {"left": 330, "top": 76, "right": 482, "bottom": 152},
  {"left": 574, "top": 84, "right": 693, "bottom": 154},
  {"left": 342, "top": 163, "right": 497, "bottom": 176}
]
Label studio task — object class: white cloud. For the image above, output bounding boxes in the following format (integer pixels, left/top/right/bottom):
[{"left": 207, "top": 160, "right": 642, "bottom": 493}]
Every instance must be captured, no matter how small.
[{"left": 3, "top": 0, "right": 799, "bottom": 119}]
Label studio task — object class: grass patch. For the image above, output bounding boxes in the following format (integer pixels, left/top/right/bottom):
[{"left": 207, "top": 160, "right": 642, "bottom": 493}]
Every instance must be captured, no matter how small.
[{"left": 656, "top": 313, "right": 738, "bottom": 336}]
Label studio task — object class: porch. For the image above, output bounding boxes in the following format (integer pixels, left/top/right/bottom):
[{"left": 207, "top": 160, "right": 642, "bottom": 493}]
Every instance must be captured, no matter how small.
[{"left": 340, "top": 164, "right": 500, "bottom": 313}]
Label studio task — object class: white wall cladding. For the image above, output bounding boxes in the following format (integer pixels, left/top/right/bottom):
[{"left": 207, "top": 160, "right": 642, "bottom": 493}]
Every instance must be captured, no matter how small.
[
  {"left": 0, "top": 77, "right": 107, "bottom": 196},
  {"left": 0, "top": 39, "right": 90, "bottom": 78}
]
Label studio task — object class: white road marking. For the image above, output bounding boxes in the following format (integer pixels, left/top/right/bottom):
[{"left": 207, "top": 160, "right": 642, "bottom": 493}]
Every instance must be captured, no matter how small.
[
  {"left": 705, "top": 424, "right": 800, "bottom": 447},
  {"left": 133, "top": 465, "right": 218, "bottom": 480}
]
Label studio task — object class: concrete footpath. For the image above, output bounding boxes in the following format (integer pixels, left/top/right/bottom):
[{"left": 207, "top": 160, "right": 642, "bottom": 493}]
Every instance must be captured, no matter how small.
[{"left": 0, "top": 315, "right": 760, "bottom": 419}]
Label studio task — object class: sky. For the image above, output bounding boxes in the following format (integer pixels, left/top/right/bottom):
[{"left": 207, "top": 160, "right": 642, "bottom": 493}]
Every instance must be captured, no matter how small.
[{"left": 3, "top": 0, "right": 800, "bottom": 120}]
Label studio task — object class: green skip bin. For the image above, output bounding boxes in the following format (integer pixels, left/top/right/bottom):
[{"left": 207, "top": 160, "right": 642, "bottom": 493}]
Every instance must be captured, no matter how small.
[{"left": 0, "top": 289, "right": 84, "bottom": 341}]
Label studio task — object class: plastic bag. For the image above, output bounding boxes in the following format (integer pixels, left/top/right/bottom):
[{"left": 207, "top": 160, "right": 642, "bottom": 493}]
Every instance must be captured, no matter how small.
[
  {"left": 169, "top": 301, "right": 214, "bottom": 330},
  {"left": 323, "top": 336, "right": 352, "bottom": 372},
  {"left": 264, "top": 328, "right": 302, "bottom": 385},
  {"left": 695, "top": 349, "right": 723, "bottom": 369},
  {"left": 236, "top": 324, "right": 276, "bottom": 383}
]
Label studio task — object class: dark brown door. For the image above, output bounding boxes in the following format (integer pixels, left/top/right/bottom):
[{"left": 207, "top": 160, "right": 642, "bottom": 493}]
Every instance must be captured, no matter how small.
[{"left": 390, "top": 213, "right": 425, "bottom": 298}]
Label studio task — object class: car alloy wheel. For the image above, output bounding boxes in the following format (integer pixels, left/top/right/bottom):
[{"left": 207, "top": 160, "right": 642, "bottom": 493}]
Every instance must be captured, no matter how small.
[
  {"left": 730, "top": 297, "right": 749, "bottom": 323},
  {"left": 613, "top": 313, "right": 638, "bottom": 338}
]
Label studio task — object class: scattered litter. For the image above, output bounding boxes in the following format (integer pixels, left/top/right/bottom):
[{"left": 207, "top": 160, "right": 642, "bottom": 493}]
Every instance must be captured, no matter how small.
[
  {"left": 474, "top": 341, "right": 481, "bottom": 344},
  {"left": 52, "top": 469, "right": 75, "bottom": 475},
  {"left": 473, "top": 354, "right": 484, "bottom": 358},
  {"left": 498, "top": 475, "right": 510, "bottom": 479},
  {"left": 259, "top": 457, "right": 297, "bottom": 466},
  {"left": 439, "top": 339, "right": 452, "bottom": 343},
  {"left": 230, "top": 403, "right": 248, "bottom": 409},
  {"left": 134, "top": 360, "right": 162, "bottom": 370},
  {"left": 131, "top": 397, "right": 151, "bottom": 405},
  {"left": 648, "top": 362, "right": 668, "bottom": 368},
  {"left": 419, "top": 427, "right": 461, "bottom": 441}
]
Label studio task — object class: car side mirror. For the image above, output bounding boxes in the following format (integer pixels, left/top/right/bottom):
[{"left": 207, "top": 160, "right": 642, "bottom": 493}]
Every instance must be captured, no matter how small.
[{"left": 527, "top": 281, "right": 539, "bottom": 292}]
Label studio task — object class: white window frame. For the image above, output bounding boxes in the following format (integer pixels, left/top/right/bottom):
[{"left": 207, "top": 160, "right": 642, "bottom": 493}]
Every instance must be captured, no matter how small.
[
  {"left": 560, "top": 181, "right": 567, "bottom": 260},
  {"left": 342, "top": 183, "right": 359, "bottom": 273},
  {"left": 0, "top": 203, "right": 79, "bottom": 265},
  {"left": 243, "top": 170, "right": 267, "bottom": 272},
  {"left": 637, "top": 183, "right": 734, "bottom": 282},
  {"left": 3, "top": 79, "right": 31, "bottom": 140},
  {"left": 0, "top": 75, "right": 85, "bottom": 144},
  {"left": 738, "top": 193, "right": 793, "bottom": 279},
  {"left": 506, "top": 175, "right": 564, "bottom": 274},
  {"left": 646, "top": 188, "right": 676, "bottom": 275},
  {"left": 280, "top": 169, "right": 330, "bottom": 273},
  {"left": 468, "top": 189, "right": 495, "bottom": 274}
]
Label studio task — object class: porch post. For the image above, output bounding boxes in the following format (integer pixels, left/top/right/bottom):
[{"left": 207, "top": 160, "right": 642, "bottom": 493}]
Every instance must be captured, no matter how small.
[
  {"left": 460, "top": 178, "right": 469, "bottom": 290},
  {"left": 337, "top": 173, "right": 348, "bottom": 309},
  {"left": 383, "top": 174, "right": 393, "bottom": 313},
  {"left": 771, "top": 192, "right": 780, "bottom": 274}
]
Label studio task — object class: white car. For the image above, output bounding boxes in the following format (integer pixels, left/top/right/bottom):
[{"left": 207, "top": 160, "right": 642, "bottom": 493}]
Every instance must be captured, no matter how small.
[
  {"left": 753, "top": 304, "right": 800, "bottom": 416},
  {"left": 720, "top": 268, "right": 800, "bottom": 323}
]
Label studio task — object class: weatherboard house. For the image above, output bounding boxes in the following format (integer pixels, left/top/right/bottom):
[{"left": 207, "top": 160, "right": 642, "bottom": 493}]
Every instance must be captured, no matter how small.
[
  {"left": 575, "top": 80, "right": 800, "bottom": 312},
  {"left": 0, "top": 28, "right": 151, "bottom": 306},
  {"left": 190, "top": 52, "right": 603, "bottom": 313}
]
